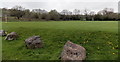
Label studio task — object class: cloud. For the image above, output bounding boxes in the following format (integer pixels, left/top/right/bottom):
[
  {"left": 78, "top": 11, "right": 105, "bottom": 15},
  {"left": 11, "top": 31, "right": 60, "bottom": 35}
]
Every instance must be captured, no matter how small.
[
  {"left": 0, "top": 0, "right": 118, "bottom": 12},
  {"left": 1, "top": 0, "right": 119, "bottom": 2}
]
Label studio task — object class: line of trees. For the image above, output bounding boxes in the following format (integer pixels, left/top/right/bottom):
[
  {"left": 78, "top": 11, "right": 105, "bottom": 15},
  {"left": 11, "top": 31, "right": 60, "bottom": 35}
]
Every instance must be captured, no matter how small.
[{"left": 1, "top": 6, "right": 120, "bottom": 21}]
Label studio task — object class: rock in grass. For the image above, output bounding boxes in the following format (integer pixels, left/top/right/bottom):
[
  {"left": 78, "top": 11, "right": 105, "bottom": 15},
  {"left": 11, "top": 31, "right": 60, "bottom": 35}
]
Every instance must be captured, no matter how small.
[
  {"left": 60, "top": 41, "right": 86, "bottom": 61},
  {"left": 0, "top": 30, "right": 7, "bottom": 36},
  {"left": 5, "top": 32, "right": 18, "bottom": 40},
  {"left": 25, "top": 36, "right": 43, "bottom": 49}
]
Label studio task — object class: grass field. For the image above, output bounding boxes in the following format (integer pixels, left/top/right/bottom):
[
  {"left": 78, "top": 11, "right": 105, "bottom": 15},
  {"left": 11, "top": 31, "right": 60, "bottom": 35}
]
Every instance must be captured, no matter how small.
[{"left": 1, "top": 21, "right": 118, "bottom": 60}]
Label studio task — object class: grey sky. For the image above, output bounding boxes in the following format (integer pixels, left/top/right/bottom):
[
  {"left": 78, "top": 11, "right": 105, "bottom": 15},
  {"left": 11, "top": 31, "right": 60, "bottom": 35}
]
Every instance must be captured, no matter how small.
[{"left": 0, "top": 0, "right": 119, "bottom": 12}]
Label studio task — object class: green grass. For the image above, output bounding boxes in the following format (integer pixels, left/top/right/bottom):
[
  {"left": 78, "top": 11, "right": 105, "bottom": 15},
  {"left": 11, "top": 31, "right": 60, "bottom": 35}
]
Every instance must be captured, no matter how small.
[{"left": 1, "top": 21, "right": 118, "bottom": 60}]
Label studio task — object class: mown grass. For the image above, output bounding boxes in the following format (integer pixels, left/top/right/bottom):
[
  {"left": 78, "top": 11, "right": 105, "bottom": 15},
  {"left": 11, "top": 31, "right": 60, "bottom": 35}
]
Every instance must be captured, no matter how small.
[{"left": 1, "top": 21, "right": 118, "bottom": 60}]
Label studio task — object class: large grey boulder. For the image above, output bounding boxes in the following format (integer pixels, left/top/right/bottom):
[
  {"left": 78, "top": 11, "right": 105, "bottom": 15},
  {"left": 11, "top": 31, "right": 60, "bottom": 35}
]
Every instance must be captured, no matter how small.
[
  {"left": 60, "top": 41, "right": 86, "bottom": 61},
  {"left": 25, "top": 36, "right": 43, "bottom": 49},
  {"left": 0, "top": 30, "right": 7, "bottom": 36},
  {"left": 5, "top": 32, "right": 18, "bottom": 40}
]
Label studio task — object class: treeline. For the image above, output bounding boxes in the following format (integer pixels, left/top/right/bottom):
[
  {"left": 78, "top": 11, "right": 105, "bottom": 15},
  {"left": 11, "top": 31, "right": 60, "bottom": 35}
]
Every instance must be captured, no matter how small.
[{"left": 1, "top": 6, "right": 120, "bottom": 21}]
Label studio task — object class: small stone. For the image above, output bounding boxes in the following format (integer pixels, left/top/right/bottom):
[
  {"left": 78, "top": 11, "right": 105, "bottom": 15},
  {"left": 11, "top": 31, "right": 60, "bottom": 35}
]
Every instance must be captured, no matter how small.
[
  {"left": 60, "top": 41, "right": 86, "bottom": 61},
  {"left": 25, "top": 36, "right": 43, "bottom": 49},
  {"left": 0, "top": 30, "right": 7, "bottom": 36},
  {"left": 5, "top": 32, "right": 18, "bottom": 40}
]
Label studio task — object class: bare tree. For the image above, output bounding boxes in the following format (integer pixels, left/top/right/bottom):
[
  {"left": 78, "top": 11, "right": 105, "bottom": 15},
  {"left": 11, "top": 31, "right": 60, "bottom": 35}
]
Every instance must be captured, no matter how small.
[
  {"left": 10, "top": 6, "right": 25, "bottom": 19},
  {"left": 32, "top": 9, "right": 47, "bottom": 14},
  {"left": 89, "top": 11, "right": 95, "bottom": 21},
  {"left": 83, "top": 9, "right": 90, "bottom": 21},
  {"left": 102, "top": 8, "right": 114, "bottom": 15},
  {"left": 60, "top": 10, "right": 72, "bottom": 15},
  {"left": 12, "top": 5, "right": 25, "bottom": 11},
  {"left": 73, "top": 9, "right": 80, "bottom": 15}
]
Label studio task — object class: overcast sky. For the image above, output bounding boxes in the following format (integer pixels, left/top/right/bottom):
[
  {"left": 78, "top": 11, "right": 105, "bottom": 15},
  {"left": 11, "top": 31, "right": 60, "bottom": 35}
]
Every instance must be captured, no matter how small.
[{"left": 0, "top": 0, "right": 119, "bottom": 12}]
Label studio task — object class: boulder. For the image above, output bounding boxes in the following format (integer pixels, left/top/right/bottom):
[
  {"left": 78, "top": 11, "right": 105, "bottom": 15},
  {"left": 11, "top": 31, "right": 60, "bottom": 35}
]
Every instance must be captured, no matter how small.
[
  {"left": 0, "top": 30, "right": 7, "bottom": 36},
  {"left": 5, "top": 32, "right": 18, "bottom": 40},
  {"left": 25, "top": 36, "right": 43, "bottom": 49},
  {"left": 60, "top": 41, "right": 86, "bottom": 61}
]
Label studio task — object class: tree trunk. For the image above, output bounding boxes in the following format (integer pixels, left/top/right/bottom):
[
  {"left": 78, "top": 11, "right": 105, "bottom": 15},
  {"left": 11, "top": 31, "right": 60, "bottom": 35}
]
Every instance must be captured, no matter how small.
[{"left": 17, "top": 17, "right": 20, "bottom": 19}]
